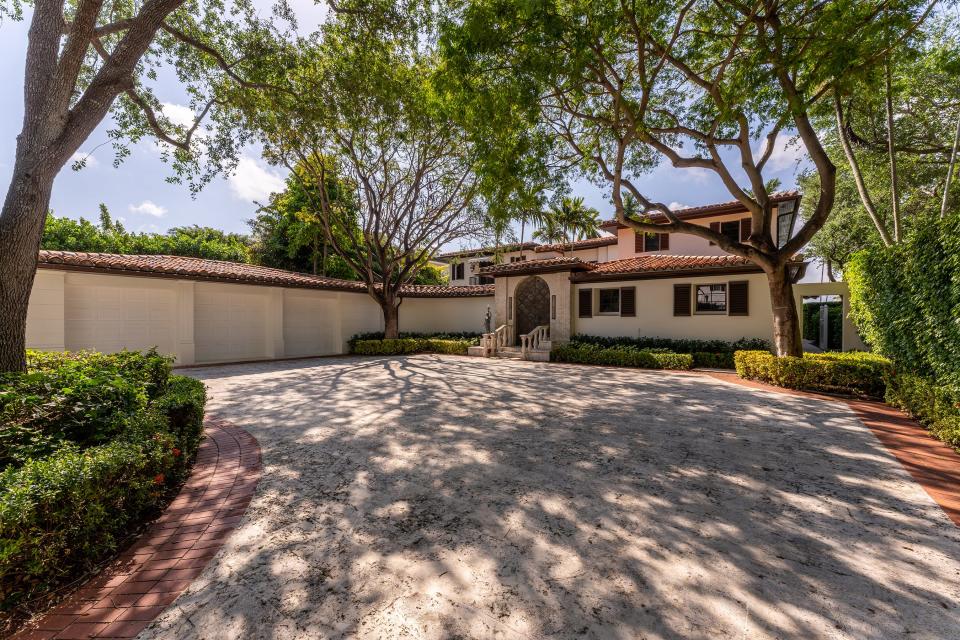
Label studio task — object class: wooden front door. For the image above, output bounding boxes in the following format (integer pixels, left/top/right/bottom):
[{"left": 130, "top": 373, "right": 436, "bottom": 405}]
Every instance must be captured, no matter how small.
[{"left": 514, "top": 276, "right": 550, "bottom": 343}]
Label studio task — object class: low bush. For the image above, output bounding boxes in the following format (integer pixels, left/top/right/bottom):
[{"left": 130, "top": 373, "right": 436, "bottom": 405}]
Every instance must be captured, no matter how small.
[
  {"left": 551, "top": 342, "right": 693, "bottom": 370},
  {"left": 0, "top": 351, "right": 206, "bottom": 617},
  {"left": 348, "top": 331, "right": 481, "bottom": 350},
  {"left": 884, "top": 373, "right": 960, "bottom": 448},
  {"left": 351, "top": 338, "right": 473, "bottom": 356},
  {"left": 570, "top": 335, "right": 768, "bottom": 369},
  {"left": 734, "top": 350, "right": 892, "bottom": 398}
]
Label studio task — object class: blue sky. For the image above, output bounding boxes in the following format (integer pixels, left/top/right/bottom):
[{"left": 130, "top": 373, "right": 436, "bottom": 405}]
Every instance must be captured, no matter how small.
[{"left": 0, "top": 2, "right": 817, "bottom": 274}]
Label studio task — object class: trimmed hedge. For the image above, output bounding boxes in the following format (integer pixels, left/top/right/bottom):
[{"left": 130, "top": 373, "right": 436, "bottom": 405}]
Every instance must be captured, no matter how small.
[
  {"left": 351, "top": 338, "right": 473, "bottom": 356},
  {"left": 0, "top": 351, "right": 206, "bottom": 617},
  {"left": 884, "top": 373, "right": 960, "bottom": 448},
  {"left": 348, "top": 331, "right": 481, "bottom": 350},
  {"left": 569, "top": 335, "right": 769, "bottom": 370},
  {"left": 734, "top": 350, "right": 893, "bottom": 398},
  {"left": 551, "top": 343, "right": 693, "bottom": 370}
]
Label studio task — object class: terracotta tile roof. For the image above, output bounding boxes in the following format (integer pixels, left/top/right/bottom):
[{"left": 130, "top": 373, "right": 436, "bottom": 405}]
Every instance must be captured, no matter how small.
[
  {"left": 600, "top": 190, "right": 801, "bottom": 229},
  {"left": 478, "top": 256, "right": 597, "bottom": 277},
  {"left": 435, "top": 242, "right": 538, "bottom": 260},
  {"left": 533, "top": 236, "right": 618, "bottom": 253},
  {"left": 573, "top": 255, "right": 763, "bottom": 282},
  {"left": 37, "top": 251, "right": 494, "bottom": 297}
]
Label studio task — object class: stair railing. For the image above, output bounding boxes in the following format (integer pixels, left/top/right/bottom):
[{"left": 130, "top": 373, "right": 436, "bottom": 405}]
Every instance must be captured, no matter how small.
[
  {"left": 481, "top": 325, "right": 508, "bottom": 357},
  {"left": 520, "top": 325, "right": 550, "bottom": 359}
]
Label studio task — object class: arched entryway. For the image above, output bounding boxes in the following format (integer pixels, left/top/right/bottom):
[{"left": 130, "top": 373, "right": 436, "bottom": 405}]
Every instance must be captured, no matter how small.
[{"left": 514, "top": 276, "right": 550, "bottom": 343}]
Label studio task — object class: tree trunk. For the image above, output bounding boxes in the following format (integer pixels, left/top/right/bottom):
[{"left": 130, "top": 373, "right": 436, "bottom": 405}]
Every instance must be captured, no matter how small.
[
  {"left": 0, "top": 167, "right": 54, "bottom": 372},
  {"left": 380, "top": 295, "right": 400, "bottom": 339},
  {"left": 322, "top": 240, "right": 328, "bottom": 277},
  {"left": 767, "top": 265, "right": 803, "bottom": 357}
]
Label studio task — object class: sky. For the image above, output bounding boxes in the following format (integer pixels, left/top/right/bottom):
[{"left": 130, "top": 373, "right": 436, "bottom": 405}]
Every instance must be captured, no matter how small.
[{"left": 0, "top": 2, "right": 822, "bottom": 278}]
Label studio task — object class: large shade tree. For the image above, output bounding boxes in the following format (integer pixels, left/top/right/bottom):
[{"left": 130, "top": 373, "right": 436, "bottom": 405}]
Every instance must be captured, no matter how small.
[
  {"left": 442, "top": 0, "right": 936, "bottom": 356},
  {"left": 0, "top": 0, "right": 287, "bottom": 371},
  {"left": 236, "top": 0, "right": 486, "bottom": 337}
]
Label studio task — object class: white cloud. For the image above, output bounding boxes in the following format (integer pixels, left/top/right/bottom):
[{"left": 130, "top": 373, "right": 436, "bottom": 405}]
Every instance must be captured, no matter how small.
[
  {"left": 160, "top": 102, "right": 199, "bottom": 129},
  {"left": 668, "top": 202, "right": 688, "bottom": 211},
  {"left": 128, "top": 200, "right": 167, "bottom": 217},
  {"left": 69, "top": 151, "right": 99, "bottom": 168},
  {"left": 758, "top": 133, "right": 808, "bottom": 172},
  {"left": 228, "top": 155, "right": 286, "bottom": 202}
]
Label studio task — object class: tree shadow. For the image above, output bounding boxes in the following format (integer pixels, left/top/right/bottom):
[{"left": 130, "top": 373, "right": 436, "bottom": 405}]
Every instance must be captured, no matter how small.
[{"left": 140, "top": 355, "right": 960, "bottom": 639}]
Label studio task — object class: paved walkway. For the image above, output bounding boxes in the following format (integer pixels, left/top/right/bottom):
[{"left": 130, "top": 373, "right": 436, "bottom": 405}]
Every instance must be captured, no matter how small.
[
  {"left": 125, "top": 355, "right": 960, "bottom": 640},
  {"left": 11, "top": 420, "right": 261, "bottom": 640}
]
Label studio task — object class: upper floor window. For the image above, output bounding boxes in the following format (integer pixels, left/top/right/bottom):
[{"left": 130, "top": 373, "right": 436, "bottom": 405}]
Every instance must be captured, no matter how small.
[
  {"left": 509, "top": 255, "right": 527, "bottom": 263},
  {"left": 635, "top": 232, "right": 670, "bottom": 253},
  {"left": 777, "top": 200, "right": 797, "bottom": 248},
  {"left": 452, "top": 263, "right": 465, "bottom": 280}
]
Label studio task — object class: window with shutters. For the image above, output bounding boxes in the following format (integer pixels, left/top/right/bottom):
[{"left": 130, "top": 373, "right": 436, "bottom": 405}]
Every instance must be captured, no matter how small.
[
  {"left": 673, "top": 284, "right": 692, "bottom": 316},
  {"left": 729, "top": 280, "right": 749, "bottom": 316},
  {"left": 620, "top": 287, "right": 636, "bottom": 317},
  {"left": 578, "top": 289, "right": 593, "bottom": 317},
  {"left": 598, "top": 288, "right": 620, "bottom": 314},
  {"left": 710, "top": 218, "right": 749, "bottom": 246},
  {"left": 637, "top": 232, "right": 670, "bottom": 252},
  {"left": 695, "top": 283, "right": 727, "bottom": 313}
]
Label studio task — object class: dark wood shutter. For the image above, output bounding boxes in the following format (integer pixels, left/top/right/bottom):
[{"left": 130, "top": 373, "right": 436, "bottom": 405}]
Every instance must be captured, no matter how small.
[
  {"left": 578, "top": 289, "right": 593, "bottom": 318},
  {"left": 635, "top": 232, "right": 643, "bottom": 253},
  {"left": 673, "top": 284, "right": 692, "bottom": 316},
  {"left": 740, "top": 218, "right": 752, "bottom": 242},
  {"left": 729, "top": 280, "right": 749, "bottom": 316},
  {"left": 659, "top": 233, "right": 669, "bottom": 250},
  {"left": 620, "top": 287, "right": 636, "bottom": 317},
  {"left": 709, "top": 221, "right": 720, "bottom": 245}
]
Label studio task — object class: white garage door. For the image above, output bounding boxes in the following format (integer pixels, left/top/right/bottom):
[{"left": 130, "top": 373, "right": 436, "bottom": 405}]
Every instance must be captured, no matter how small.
[
  {"left": 64, "top": 275, "right": 176, "bottom": 355},
  {"left": 194, "top": 284, "right": 269, "bottom": 363},
  {"left": 283, "top": 291, "right": 339, "bottom": 357}
]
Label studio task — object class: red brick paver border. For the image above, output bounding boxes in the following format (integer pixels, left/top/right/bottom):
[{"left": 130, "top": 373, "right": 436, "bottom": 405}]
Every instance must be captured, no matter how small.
[
  {"left": 11, "top": 418, "right": 261, "bottom": 640},
  {"left": 702, "top": 370, "right": 960, "bottom": 528}
]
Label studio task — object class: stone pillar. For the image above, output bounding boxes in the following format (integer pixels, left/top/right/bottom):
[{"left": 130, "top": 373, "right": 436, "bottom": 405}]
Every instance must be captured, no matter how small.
[{"left": 544, "top": 271, "right": 572, "bottom": 344}]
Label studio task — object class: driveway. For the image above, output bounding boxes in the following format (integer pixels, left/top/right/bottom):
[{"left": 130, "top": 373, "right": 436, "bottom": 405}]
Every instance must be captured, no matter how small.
[{"left": 140, "top": 355, "right": 960, "bottom": 639}]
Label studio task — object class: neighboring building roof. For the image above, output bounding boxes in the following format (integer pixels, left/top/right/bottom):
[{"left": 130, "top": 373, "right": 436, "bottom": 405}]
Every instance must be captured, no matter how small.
[
  {"left": 435, "top": 242, "right": 538, "bottom": 261},
  {"left": 533, "top": 236, "right": 618, "bottom": 253},
  {"left": 600, "top": 191, "right": 801, "bottom": 229},
  {"left": 572, "top": 254, "right": 765, "bottom": 282},
  {"left": 478, "top": 256, "right": 597, "bottom": 277},
  {"left": 36, "top": 251, "right": 494, "bottom": 298}
]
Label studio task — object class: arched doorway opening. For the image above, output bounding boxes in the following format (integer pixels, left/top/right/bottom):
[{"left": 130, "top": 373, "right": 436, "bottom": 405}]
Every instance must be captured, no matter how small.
[{"left": 514, "top": 276, "right": 550, "bottom": 343}]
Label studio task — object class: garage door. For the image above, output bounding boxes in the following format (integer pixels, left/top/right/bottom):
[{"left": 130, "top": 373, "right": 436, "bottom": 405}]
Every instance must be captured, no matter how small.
[
  {"left": 194, "top": 284, "right": 269, "bottom": 363},
  {"left": 64, "top": 275, "right": 176, "bottom": 355},
  {"left": 283, "top": 291, "right": 339, "bottom": 357}
]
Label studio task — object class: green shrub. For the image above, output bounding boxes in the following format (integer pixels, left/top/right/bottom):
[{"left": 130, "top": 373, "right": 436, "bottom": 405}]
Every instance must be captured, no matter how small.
[
  {"left": 551, "top": 343, "right": 693, "bottom": 370},
  {"left": 690, "top": 352, "right": 735, "bottom": 369},
  {"left": 0, "top": 352, "right": 206, "bottom": 615},
  {"left": 348, "top": 332, "right": 481, "bottom": 350},
  {"left": 734, "top": 350, "right": 892, "bottom": 397},
  {"left": 569, "top": 335, "right": 767, "bottom": 369},
  {"left": 351, "top": 338, "right": 473, "bottom": 356}
]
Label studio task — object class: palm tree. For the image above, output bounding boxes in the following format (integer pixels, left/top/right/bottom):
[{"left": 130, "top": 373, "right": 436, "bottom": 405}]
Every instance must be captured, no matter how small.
[
  {"left": 532, "top": 217, "right": 568, "bottom": 245},
  {"left": 545, "top": 196, "right": 602, "bottom": 243}
]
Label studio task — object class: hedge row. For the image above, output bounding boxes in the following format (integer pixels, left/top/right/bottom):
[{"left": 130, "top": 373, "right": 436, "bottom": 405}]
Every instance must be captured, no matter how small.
[
  {"left": 733, "top": 350, "right": 893, "bottom": 398},
  {"left": 569, "top": 335, "right": 770, "bottom": 370},
  {"left": 551, "top": 343, "right": 693, "bottom": 370},
  {"left": 0, "top": 351, "right": 206, "bottom": 616},
  {"left": 884, "top": 373, "right": 960, "bottom": 448},
  {"left": 348, "top": 331, "right": 481, "bottom": 350},
  {"left": 351, "top": 338, "right": 473, "bottom": 356}
]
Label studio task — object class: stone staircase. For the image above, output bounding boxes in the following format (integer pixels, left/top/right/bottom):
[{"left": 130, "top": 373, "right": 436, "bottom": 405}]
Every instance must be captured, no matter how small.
[{"left": 470, "top": 324, "right": 552, "bottom": 362}]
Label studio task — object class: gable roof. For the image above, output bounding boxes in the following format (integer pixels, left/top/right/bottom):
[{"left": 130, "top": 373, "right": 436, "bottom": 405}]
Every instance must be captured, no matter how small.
[
  {"left": 36, "top": 251, "right": 494, "bottom": 298},
  {"left": 571, "top": 254, "right": 765, "bottom": 282},
  {"left": 600, "top": 191, "right": 801, "bottom": 229}
]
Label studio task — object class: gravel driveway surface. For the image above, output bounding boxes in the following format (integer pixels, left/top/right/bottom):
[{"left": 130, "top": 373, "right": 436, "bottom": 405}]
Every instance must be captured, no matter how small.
[{"left": 139, "top": 355, "right": 960, "bottom": 639}]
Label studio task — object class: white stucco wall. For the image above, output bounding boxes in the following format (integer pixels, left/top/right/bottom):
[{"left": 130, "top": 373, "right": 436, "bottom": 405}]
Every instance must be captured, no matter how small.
[
  {"left": 399, "top": 296, "right": 491, "bottom": 335},
  {"left": 573, "top": 272, "right": 774, "bottom": 343},
  {"left": 615, "top": 212, "right": 750, "bottom": 258},
  {"left": 25, "top": 269, "right": 493, "bottom": 364}
]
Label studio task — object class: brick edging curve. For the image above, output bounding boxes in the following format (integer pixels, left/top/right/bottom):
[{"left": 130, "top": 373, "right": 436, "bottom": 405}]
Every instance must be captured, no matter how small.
[
  {"left": 11, "top": 417, "right": 261, "bottom": 640},
  {"left": 700, "top": 370, "right": 960, "bottom": 528}
]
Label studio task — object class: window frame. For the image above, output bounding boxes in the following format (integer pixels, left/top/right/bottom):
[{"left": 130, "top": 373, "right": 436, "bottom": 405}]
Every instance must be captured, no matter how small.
[
  {"left": 597, "top": 288, "right": 621, "bottom": 315},
  {"left": 694, "top": 283, "right": 728, "bottom": 315}
]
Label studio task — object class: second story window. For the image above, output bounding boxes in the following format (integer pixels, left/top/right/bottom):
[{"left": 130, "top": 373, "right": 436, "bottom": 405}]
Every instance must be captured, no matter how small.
[
  {"left": 452, "top": 263, "right": 465, "bottom": 280},
  {"left": 635, "top": 232, "right": 670, "bottom": 253}
]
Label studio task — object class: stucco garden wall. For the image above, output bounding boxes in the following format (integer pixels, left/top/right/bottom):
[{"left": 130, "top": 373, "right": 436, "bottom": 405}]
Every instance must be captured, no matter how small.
[{"left": 25, "top": 269, "right": 491, "bottom": 365}]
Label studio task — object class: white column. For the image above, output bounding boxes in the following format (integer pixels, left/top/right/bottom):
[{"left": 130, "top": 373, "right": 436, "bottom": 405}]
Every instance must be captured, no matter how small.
[{"left": 175, "top": 280, "right": 196, "bottom": 366}]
